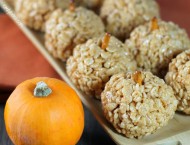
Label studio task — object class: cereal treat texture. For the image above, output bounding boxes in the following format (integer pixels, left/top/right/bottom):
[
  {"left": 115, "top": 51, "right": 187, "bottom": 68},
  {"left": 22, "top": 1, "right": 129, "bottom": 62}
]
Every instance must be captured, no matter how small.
[
  {"left": 126, "top": 18, "right": 190, "bottom": 76},
  {"left": 165, "top": 50, "right": 190, "bottom": 115},
  {"left": 45, "top": 7, "right": 105, "bottom": 61},
  {"left": 66, "top": 34, "right": 137, "bottom": 99},
  {"left": 100, "top": 0, "right": 160, "bottom": 40},
  {"left": 15, "top": 0, "right": 56, "bottom": 31},
  {"left": 101, "top": 71, "right": 177, "bottom": 138}
]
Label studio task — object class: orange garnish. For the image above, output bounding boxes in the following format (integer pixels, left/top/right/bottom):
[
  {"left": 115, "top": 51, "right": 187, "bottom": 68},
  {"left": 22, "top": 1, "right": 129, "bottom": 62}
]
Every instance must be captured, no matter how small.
[
  {"left": 101, "top": 33, "right": 111, "bottom": 50},
  {"left": 151, "top": 17, "right": 159, "bottom": 31},
  {"left": 132, "top": 71, "right": 143, "bottom": 85},
  {"left": 69, "top": 0, "right": 75, "bottom": 12}
]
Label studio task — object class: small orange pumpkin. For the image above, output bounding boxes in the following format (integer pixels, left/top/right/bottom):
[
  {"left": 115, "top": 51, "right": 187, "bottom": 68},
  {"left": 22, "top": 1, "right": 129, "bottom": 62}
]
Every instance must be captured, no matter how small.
[{"left": 4, "top": 77, "right": 84, "bottom": 145}]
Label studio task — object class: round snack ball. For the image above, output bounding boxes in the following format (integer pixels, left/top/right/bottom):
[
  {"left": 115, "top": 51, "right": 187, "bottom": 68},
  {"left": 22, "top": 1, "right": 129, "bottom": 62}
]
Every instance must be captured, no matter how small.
[
  {"left": 126, "top": 18, "right": 190, "bottom": 76},
  {"left": 101, "top": 71, "right": 178, "bottom": 138},
  {"left": 45, "top": 7, "right": 105, "bottom": 61},
  {"left": 66, "top": 34, "right": 137, "bottom": 99},
  {"left": 15, "top": 0, "right": 57, "bottom": 31},
  {"left": 165, "top": 50, "right": 190, "bottom": 114},
  {"left": 100, "top": 0, "right": 160, "bottom": 40}
]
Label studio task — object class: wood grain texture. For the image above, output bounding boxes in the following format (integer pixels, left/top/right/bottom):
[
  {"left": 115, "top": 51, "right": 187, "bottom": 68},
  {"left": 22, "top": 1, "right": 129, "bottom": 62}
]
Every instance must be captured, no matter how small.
[{"left": 1, "top": 0, "right": 190, "bottom": 145}]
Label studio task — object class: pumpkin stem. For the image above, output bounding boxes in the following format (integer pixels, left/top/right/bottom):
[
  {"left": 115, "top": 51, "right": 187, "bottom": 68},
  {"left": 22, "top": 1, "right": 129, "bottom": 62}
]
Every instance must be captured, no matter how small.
[
  {"left": 132, "top": 71, "right": 143, "bottom": 85},
  {"left": 34, "top": 81, "right": 52, "bottom": 97},
  {"left": 69, "top": 0, "right": 75, "bottom": 12},
  {"left": 101, "top": 33, "right": 111, "bottom": 50},
  {"left": 151, "top": 17, "right": 159, "bottom": 31}
]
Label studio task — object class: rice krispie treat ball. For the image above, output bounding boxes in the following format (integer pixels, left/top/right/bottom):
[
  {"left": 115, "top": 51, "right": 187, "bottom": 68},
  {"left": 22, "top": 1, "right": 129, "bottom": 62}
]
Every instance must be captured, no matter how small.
[
  {"left": 165, "top": 50, "right": 190, "bottom": 115},
  {"left": 101, "top": 71, "right": 178, "bottom": 138},
  {"left": 66, "top": 34, "right": 137, "bottom": 99},
  {"left": 45, "top": 7, "right": 105, "bottom": 61},
  {"left": 126, "top": 18, "right": 190, "bottom": 76},
  {"left": 15, "top": 0, "right": 57, "bottom": 31},
  {"left": 100, "top": 0, "right": 160, "bottom": 40}
]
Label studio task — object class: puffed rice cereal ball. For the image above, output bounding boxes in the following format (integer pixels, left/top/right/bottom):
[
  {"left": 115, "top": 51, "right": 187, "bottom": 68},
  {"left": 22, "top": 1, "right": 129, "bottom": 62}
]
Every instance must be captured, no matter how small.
[
  {"left": 165, "top": 50, "right": 190, "bottom": 115},
  {"left": 101, "top": 71, "right": 178, "bottom": 138},
  {"left": 66, "top": 34, "right": 137, "bottom": 99},
  {"left": 45, "top": 7, "right": 105, "bottom": 61},
  {"left": 15, "top": 0, "right": 57, "bottom": 31},
  {"left": 126, "top": 18, "right": 190, "bottom": 76},
  {"left": 100, "top": 0, "right": 160, "bottom": 40}
]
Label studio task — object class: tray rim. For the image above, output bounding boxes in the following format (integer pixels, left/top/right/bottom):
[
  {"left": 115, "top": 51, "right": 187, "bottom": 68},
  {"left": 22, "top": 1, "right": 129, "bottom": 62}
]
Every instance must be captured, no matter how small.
[{"left": 1, "top": 0, "right": 190, "bottom": 145}]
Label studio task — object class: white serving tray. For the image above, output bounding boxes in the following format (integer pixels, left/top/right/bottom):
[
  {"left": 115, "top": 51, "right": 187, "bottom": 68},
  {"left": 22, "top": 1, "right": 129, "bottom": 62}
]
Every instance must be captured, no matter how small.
[{"left": 1, "top": 0, "right": 190, "bottom": 144}]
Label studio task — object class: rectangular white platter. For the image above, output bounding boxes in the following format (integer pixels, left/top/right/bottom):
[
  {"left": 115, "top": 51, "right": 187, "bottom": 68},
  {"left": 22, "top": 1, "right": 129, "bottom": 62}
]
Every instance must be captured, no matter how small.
[{"left": 1, "top": 0, "right": 190, "bottom": 144}]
